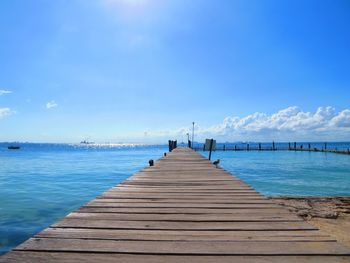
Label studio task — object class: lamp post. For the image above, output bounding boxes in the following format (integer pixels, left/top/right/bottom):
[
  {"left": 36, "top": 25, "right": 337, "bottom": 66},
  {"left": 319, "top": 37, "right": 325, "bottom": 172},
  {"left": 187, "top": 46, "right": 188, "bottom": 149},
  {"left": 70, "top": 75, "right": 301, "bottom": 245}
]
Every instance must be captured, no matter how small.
[{"left": 192, "top": 122, "right": 195, "bottom": 149}]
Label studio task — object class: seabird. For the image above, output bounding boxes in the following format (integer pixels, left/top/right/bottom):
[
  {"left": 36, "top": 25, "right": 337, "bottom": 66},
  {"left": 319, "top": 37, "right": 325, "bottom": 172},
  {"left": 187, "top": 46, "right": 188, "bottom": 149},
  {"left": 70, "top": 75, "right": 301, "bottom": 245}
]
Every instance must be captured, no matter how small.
[{"left": 213, "top": 159, "right": 220, "bottom": 168}]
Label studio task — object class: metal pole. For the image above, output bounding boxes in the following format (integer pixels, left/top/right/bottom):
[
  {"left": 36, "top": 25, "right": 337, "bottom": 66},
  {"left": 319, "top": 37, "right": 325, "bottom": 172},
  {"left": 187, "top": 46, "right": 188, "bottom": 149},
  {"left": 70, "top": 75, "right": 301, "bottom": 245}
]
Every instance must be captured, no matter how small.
[
  {"left": 192, "top": 122, "right": 195, "bottom": 149},
  {"left": 209, "top": 139, "right": 213, "bottom": 160}
]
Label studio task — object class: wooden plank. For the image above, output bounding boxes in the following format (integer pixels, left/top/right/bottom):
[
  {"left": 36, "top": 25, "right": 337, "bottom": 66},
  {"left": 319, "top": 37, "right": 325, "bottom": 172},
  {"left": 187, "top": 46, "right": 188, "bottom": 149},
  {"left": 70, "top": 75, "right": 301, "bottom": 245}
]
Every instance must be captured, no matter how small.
[
  {"left": 52, "top": 219, "right": 317, "bottom": 230},
  {"left": 15, "top": 238, "right": 350, "bottom": 255},
  {"left": 126, "top": 178, "right": 240, "bottom": 182},
  {"left": 114, "top": 187, "right": 255, "bottom": 191},
  {"left": 37, "top": 228, "right": 333, "bottom": 241},
  {"left": 2, "top": 252, "right": 350, "bottom": 263},
  {"left": 65, "top": 212, "right": 303, "bottom": 221},
  {"left": 99, "top": 195, "right": 267, "bottom": 200},
  {"left": 92, "top": 198, "right": 275, "bottom": 204},
  {"left": 105, "top": 187, "right": 255, "bottom": 191},
  {"left": 76, "top": 207, "right": 291, "bottom": 214},
  {"left": 118, "top": 185, "right": 254, "bottom": 189},
  {"left": 100, "top": 193, "right": 265, "bottom": 198},
  {"left": 85, "top": 202, "right": 280, "bottom": 208},
  {"left": 108, "top": 189, "right": 260, "bottom": 193}
]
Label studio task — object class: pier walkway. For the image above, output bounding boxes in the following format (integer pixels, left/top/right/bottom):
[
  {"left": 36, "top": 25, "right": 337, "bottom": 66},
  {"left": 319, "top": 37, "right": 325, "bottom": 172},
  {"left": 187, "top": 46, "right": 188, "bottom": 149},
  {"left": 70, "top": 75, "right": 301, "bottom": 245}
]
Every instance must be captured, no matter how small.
[{"left": 1, "top": 147, "right": 350, "bottom": 262}]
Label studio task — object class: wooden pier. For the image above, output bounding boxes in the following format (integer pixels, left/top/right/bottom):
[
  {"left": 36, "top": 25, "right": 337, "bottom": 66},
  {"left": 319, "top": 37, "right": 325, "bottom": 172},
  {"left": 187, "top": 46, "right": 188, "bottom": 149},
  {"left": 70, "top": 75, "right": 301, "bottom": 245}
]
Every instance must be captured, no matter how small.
[
  {"left": 195, "top": 147, "right": 350, "bottom": 155},
  {"left": 1, "top": 147, "right": 350, "bottom": 262}
]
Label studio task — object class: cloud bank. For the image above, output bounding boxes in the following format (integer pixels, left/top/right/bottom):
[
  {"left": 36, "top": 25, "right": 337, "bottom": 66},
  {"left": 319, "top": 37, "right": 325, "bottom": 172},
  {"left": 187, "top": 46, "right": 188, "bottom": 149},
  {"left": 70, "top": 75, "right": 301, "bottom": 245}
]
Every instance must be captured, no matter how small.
[
  {"left": 0, "top": 108, "right": 13, "bottom": 119},
  {"left": 147, "top": 107, "right": 350, "bottom": 142},
  {"left": 46, "top": 100, "right": 58, "bottom": 109},
  {"left": 0, "top": 90, "right": 12, "bottom": 96}
]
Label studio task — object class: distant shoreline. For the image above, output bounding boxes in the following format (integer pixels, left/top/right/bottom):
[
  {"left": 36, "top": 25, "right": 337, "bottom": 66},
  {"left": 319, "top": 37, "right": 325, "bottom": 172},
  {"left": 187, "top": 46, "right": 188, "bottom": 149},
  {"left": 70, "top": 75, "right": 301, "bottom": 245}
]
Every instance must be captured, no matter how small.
[{"left": 1, "top": 141, "right": 350, "bottom": 144}]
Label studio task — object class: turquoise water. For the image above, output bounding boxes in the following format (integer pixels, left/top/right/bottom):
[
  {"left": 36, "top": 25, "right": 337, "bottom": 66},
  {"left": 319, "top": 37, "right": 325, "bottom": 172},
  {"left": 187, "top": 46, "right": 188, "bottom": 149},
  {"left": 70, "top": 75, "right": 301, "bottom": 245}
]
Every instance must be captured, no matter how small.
[
  {"left": 0, "top": 143, "right": 166, "bottom": 255},
  {"left": 1, "top": 143, "right": 350, "bottom": 255},
  {"left": 200, "top": 150, "right": 350, "bottom": 196}
]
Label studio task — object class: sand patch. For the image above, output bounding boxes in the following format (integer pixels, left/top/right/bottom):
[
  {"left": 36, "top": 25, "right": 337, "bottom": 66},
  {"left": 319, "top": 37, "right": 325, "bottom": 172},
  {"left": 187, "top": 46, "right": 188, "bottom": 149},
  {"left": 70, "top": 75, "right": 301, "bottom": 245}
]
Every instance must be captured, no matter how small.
[{"left": 271, "top": 196, "right": 350, "bottom": 248}]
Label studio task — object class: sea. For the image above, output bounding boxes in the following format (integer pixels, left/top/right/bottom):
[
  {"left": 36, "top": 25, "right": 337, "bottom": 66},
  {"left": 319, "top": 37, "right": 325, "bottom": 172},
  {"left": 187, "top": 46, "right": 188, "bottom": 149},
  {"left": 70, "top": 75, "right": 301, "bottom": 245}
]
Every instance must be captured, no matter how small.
[{"left": 0, "top": 142, "right": 350, "bottom": 254}]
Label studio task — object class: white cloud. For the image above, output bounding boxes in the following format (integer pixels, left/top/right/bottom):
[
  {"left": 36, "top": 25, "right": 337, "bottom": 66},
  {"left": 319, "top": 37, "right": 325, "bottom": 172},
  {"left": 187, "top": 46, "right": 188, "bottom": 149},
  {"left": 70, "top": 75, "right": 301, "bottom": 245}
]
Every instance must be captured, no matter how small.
[
  {"left": 0, "top": 90, "right": 12, "bottom": 96},
  {"left": 329, "top": 109, "right": 350, "bottom": 128},
  {"left": 146, "top": 106, "right": 350, "bottom": 142},
  {"left": 46, "top": 100, "right": 58, "bottom": 109},
  {"left": 0, "top": 108, "right": 14, "bottom": 118}
]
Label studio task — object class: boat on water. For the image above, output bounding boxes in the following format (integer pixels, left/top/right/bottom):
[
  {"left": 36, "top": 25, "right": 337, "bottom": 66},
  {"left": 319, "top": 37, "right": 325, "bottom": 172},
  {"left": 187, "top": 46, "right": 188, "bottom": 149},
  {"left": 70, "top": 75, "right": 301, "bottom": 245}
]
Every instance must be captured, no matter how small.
[
  {"left": 8, "top": 146, "right": 20, "bottom": 150},
  {"left": 80, "top": 140, "right": 94, "bottom": 145}
]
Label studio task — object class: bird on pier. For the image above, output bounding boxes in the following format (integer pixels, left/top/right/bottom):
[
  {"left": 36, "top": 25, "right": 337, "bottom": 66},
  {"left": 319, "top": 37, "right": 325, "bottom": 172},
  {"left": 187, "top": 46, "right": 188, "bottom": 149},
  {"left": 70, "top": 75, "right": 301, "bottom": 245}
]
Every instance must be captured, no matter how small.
[{"left": 213, "top": 159, "right": 220, "bottom": 168}]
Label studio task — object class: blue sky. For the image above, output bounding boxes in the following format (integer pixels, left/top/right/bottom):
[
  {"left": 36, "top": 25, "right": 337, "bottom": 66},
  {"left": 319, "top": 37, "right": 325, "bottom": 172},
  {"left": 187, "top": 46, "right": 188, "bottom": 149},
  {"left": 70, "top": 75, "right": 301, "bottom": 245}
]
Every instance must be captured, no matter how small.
[{"left": 0, "top": 0, "right": 349, "bottom": 143}]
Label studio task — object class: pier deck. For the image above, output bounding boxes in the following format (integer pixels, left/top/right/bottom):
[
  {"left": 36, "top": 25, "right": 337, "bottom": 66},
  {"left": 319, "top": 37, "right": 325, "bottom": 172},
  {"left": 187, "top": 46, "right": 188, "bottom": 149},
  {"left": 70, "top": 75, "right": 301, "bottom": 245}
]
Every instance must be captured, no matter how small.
[{"left": 1, "top": 147, "right": 350, "bottom": 262}]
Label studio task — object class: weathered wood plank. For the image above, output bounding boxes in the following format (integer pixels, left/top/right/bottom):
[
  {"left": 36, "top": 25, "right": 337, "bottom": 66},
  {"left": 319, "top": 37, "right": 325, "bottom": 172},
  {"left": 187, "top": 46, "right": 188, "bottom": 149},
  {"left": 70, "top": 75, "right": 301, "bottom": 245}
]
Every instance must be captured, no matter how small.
[
  {"left": 2, "top": 252, "right": 350, "bottom": 263},
  {"left": 65, "top": 212, "right": 303, "bottom": 221},
  {"left": 94, "top": 198, "right": 273, "bottom": 204},
  {"left": 37, "top": 228, "right": 333, "bottom": 241},
  {"left": 52, "top": 219, "right": 317, "bottom": 230},
  {"left": 100, "top": 193, "right": 265, "bottom": 198},
  {"left": 85, "top": 202, "right": 280, "bottom": 208},
  {"left": 76, "top": 207, "right": 291, "bottom": 214},
  {"left": 15, "top": 238, "right": 350, "bottom": 255},
  {"left": 99, "top": 195, "right": 266, "bottom": 200},
  {"left": 107, "top": 190, "right": 261, "bottom": 194}
]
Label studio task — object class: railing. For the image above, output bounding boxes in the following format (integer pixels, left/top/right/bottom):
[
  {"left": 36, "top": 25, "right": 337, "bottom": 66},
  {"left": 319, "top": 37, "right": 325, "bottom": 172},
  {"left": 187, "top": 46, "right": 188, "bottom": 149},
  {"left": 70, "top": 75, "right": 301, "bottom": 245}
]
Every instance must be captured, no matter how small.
[{"left": 192, "top": 142, "right": 350, "bottom": 155}]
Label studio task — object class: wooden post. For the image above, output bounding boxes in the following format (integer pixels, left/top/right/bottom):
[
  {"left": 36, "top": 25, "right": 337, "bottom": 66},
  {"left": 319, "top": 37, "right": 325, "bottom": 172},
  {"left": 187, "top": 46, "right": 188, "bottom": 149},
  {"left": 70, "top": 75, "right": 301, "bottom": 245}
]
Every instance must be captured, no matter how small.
[
  {"left": 168, "top": 140, "right": 177, "bottom": 151},
  {"left": 308, "top": 143, "right": 311, "bottom": 150},
  {"left": 324, "top": 142, "right": 327, "bottom": 150},
  {"left": 223, "top": 144, "right": 226, "bottom": 151},
  {"left": 294, "top": 142, "right": 297, "bottom": 150},
  {"left": 208, "top": 139, "right": 214, "bottom": 160},
  {"left": 168, "top": 140, "right": 172, "bottom": 152},
  {"left": 235, "top": 145, "right": 237, "bottom": 151},
  {"left": 259, "top": 143, "right": 261, "bottom": 151},
  {"left": 272, "top": 141, "right": 275, "bottom": 151},
  {"left": 247, "top": 144, "right": 249, "bottom": 151},
  {"left": 288, "top": 142, "right": 291, "bottom": 150}
]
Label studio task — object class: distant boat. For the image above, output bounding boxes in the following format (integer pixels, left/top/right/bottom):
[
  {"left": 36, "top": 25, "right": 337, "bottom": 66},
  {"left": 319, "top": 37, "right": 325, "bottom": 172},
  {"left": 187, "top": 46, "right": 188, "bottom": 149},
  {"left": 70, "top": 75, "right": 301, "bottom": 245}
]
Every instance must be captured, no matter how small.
[
  {"left": 8, "top": 146, "right": 20, "bottom": 150},
  {"left": 80, "top": 140, "right": 94, "bottom": 145}
]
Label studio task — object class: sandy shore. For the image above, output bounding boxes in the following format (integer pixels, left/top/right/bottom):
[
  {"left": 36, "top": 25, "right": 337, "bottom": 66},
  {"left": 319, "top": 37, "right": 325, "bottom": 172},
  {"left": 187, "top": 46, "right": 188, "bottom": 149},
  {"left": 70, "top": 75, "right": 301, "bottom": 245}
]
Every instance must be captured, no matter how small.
[{"left": 270, "top": 196, "right": 350, "bottom": 248}]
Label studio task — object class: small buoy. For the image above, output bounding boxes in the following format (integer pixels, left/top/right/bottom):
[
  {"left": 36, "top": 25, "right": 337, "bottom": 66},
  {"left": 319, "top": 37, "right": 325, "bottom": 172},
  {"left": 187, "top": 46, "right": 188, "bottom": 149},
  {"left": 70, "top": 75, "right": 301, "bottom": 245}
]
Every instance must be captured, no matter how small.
[{"left": 149, "top": 159, "right": 154, "bottom": 166}]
